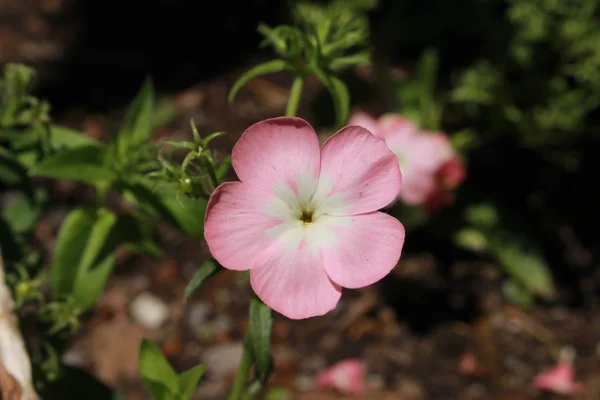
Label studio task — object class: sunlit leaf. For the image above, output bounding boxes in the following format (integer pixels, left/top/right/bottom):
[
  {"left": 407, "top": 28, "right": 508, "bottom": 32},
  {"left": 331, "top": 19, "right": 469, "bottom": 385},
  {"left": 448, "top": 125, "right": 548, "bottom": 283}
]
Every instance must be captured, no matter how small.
[
  {"left": 119, "top": 77, "right": 155, "bottom": 150},
  {"left": 49, "top": 124, "right": 99, "bottom": 150},
  {"left": 139, "top": 339, "right": 178, "bottom": 400},
  {"left": 30, "top": 144, "right": 116, "bottom": 183},
  {"left": 50, "top": 208, "right": 97, "bottom": 296},
  {"left": 178, "top": 363, "right": 206, "bottom": 400}
]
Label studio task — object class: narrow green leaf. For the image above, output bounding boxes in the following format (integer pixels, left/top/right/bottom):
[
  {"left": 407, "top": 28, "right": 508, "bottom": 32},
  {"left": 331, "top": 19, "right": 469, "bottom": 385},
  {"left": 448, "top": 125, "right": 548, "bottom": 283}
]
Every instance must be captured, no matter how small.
[
  {"left": 139, "top": 339, "right": 179, "bottom": 398},
  {"left": 228, "top": 60, "right": 290, "bottom": 103},
  {"left": 73, "top": 254, "right": 116, "bottom": 311},
  {"left": 123, "top": 181, "right": 207, "bottom": 237},
  {"left": 30, "top": 144, "right": 116, "bottom": 183},
  {"left": 0, "top": 145, "right": 27, "bottom": 185},
  {"left": 119, "top": 78, "right": 155, "bottom": 150},
  {"left": 248, "top": 296, "right": 273, "bottom": 383},
  {"left": 72, "top": 209, "right": 118, "bottom": 310},
  {"left": 216, "top": 155, "right": 232, "bottom": 181},
  {"left": 50, "top": 208, "right": 97, "bottom": 296},
  {"left": 184, "top": 260, "right": 222, "bottom": 300},
  {"left": 49, "top": 124, "right": 99, "bottom": 150},
  {"left": 178, "top": 364, "right": 206, "bottom": 400},
  {"left": 312, "top": 69, "right": 350, "bottom": 128},
  {"left": 465, "top": 202, "right": 555, "bottom": 299}
]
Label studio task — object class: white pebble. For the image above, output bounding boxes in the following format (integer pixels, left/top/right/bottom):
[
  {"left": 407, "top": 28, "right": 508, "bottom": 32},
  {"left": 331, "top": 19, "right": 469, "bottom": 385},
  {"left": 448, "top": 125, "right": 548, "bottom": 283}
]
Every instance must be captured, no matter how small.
[{"left": 129, "top": 292, "right": 169, "bottom": 330}]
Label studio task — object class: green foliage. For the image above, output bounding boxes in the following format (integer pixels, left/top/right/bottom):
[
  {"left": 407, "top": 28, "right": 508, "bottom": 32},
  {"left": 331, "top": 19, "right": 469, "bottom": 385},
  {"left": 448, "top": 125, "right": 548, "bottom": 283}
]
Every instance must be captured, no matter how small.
[
  {"left": 30, "top": 144, "right": 116, "bottom": 183},
  {"left": 248, "top": 297, "right": 273, "bottom": 384},
  {"left": 456, "top": 201, "right": 555, "bottom": 302},
  {"left": 394, "top": 48, "right": 442, "bottom": 130},
  {"left": 139, "top": 339, "right": 206, "bottom": 400},
  {"left": 184, "top": 259, "right": 222, "bottom": 300},
  {"left": 229, "top": 0, "right": 373, "bottom": 126},
  {"left": 449, "top": 0, "right": 600, "bottom": 167}
]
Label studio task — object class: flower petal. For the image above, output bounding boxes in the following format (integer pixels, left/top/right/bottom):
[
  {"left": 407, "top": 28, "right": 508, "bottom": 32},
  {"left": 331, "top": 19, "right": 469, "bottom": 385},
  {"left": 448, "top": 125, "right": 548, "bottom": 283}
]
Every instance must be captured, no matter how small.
[
  {"left": 321, "top": 212, "right": 404, "bottom": 288},
  {"left": 232, "top": 117, "right": 320, "bottom": 202},
  {"left": 313, "top": 126, "right": 401, "bottom": 216},
  {"left": 250, "top": 240, "right": 341, "bottom": 319},
  {"left": 398, "top": 168, "right": 437, "bottom": 205},
  {"left": 204, "top": 182, "right": 287, "bottom": 271}
]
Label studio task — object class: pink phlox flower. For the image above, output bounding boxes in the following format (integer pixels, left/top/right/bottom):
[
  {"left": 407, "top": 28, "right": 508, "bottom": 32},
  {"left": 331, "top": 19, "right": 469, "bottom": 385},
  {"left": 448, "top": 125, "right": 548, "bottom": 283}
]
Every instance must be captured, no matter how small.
[
  {"left": 349, "top": 112, "right": 466, "bottom": 211},
  {"left": 204, "top": 117, "right": 405, "bottom": 319},
  {"left": 316, "top": 359, "right": 366, "bottom": 395},
  {"left": 533, "top": 347, "right": 583, "bottom": 395}
]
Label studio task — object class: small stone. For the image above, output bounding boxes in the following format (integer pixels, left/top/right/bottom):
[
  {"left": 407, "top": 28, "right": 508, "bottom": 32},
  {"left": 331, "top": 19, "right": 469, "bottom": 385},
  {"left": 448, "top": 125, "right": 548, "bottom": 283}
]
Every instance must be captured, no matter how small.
[
  {"left": 61, "top": 348, "right": 84, "bottom": 367},
  {"left": 294, "top": 374, "right": 315, "bottom": 392},
  {"left": 202, "top": 342, "right": 243, "bottom": 379},
  {"left": 213, "top": 315, "right": 234, "bottom": 335},
  {"left": 368, "top": 374, "right": 385, "bottom": 389},
  {"left": 187, "top": 302, "right": 211, "bottom": 330},
  {"left": 129, "top": 292, "right": 169, "bottom": 330}
]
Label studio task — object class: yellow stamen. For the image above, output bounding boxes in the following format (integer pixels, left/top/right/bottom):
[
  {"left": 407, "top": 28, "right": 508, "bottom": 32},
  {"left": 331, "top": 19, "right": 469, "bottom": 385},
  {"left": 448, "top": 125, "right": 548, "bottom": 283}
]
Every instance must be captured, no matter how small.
[{"left": 300, "top": 208, "right": 313, "bottom": 226}]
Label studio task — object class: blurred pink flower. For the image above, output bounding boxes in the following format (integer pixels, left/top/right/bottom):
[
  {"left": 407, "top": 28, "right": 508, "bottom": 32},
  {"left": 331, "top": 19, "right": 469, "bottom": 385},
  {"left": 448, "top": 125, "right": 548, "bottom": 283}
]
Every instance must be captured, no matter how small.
[
  {"left": 204, "top": 117, "right": 404, "bottom": 319},
  {"left": 316, "top": 359, "right": 366, "bottom": 395},
  {"left": 349, "top": 112, "right": 466, "bottom": 212},
  {"left": 533, "top": 348, "right": 583, "bottom": 395}
]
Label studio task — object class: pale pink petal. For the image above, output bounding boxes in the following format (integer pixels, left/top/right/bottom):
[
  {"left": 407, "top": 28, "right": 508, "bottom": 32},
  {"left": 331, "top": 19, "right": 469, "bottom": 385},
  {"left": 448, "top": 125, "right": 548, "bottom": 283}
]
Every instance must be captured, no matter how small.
[
  {"left": 378, "top": 113, "right": 419, "bottom": 142},
  {"left": 204, "top": 182, "right": 285, "bottom": 271},
  {"left": 322, "top": 212, "right": 404, "bottom": 288},
  {"left": 316, "top": 359, "right": 366, "bottom": 395},
  {"left": 250, "top": 241, "right": 341, "bottom": 319},
  {"left": 348, "top": 112, "right": 380, "bottom": 136},
  {"left": 533, "top": 361, "right": 583, "bottom": 395},
  {"left": 232, "top": 117, "right": 321, "bottom": 196},
  {"left": 313, "top": 126, "right": 401, "bottom": 216},
  {"left": 398, "top": 168, "right": 437, "bottom": 205}
]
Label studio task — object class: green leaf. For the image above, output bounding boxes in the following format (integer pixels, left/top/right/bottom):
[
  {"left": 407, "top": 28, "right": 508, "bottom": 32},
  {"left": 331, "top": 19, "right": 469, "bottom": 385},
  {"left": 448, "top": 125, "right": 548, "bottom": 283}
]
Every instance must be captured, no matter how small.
[
  {"left": 178, "top": 364, "right": 206, "bottom": 400},
  {"left": 119, "top": 78, "right": 155, "bottom": 151},
  {"left": 216, "top": 155, "right": 232, "bottom": 181},
  {"left": 248, "top": 296, "right": 273, "bottom": 383},
  {"left": 73, "top": 254, "right": 116, "bottom": 311},
  {"left": 50, "top": 208, "right": 97, "bottom": 296},
  {"left": 184, "top": 260, "right": 222, "bottom": 300},
  {"left": 465, "top": 202, "right": 555, "bottom": 299},
  {"left": 0, "top": 145, "right": 28, "bottom": 185},
  {"left": 139, "top": 339, "right": 179, "bottom": 399},
  {"left": 30, "top": 144, "right": 116, "bottom": 183},
  {"left": 312, "top": 69, "right": 350, "bottom": 128},
  {"left": 77, "top": 212, "right": 153, "bottom": 310},
  {"left": 123, "top": 181, "right": 207, "bottom": 237},
  {"left": 0, "top": 189, "right": 45, "bottom": 235},
  {"left": 503, "top": 279, "right": 534, "bottom": 310},
  {"left": 71, "top": 209, "right": 118, "bottom": 310},
  {"left": 51, "top": 208, "right": 141, "bottom": 310},
  {"left": 228, "top": 60, "right": 290, "bottom": 103},
  {"left": 49, "top": 124, "right": 99, "bottom": 150}
]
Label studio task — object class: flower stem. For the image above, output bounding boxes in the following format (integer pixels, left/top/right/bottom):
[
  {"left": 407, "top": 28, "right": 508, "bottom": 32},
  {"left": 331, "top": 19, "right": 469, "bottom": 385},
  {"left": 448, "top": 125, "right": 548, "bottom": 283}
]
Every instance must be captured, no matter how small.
[
  {"left": 226, "top": 337, "right": 253, "bottom": 400},
  {"left": 286, "top": 75, "right": 305, "bottom": 117}
]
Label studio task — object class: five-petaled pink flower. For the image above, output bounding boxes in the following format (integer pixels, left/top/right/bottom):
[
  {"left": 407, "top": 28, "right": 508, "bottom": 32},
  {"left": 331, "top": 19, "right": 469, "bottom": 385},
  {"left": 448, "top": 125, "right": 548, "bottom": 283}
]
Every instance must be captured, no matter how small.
[
  {"left": 316, "top": 359, "right": 366, "bottom": 395},
  {"left": 349, "top": 112, "right": 466, "bottom": 212},
  {"left": 204, "top": 117, "right": 405, "bottom": 319}
]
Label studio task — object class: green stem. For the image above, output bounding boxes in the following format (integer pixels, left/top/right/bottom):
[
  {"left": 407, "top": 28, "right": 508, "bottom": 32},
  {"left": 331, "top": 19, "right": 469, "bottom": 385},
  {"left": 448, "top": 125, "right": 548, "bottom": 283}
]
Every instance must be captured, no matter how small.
[
  {"left": 226, "top": 337, "right": 253, "bottom": 400},
  {"left": 285, "top": 75, "right": 305, "bottom": 117}
]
